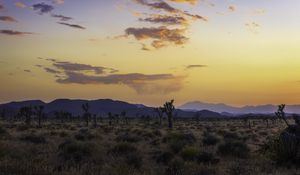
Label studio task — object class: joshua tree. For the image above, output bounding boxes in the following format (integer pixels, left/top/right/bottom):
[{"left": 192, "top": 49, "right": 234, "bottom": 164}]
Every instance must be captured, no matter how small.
[
  {"left": 162, "top": 100, "right": 175, "bottom": 129},
  {"left": 275, "top": 104, "right": 290, "bottom": 127},
  {"left": 18, "top": 106, "right": 33, "bottom": 126},
  {"left": 121, "top": 111, "right": 128, "bottom": 125},
  {"left": 155, "top": 107, "right": 164, "bottom": 125},
  {"left": 93, "top": 114, "right": 97, "bottom": 127},
  {"left": 114, "top": 114, "right": 120, "bottom": 124},
  {"left": 82, "top": 103, "right": 90, "bottom": 127},
  {"left": 34, "top": 105, "right": 44, "bottom": 127},
  {"left": 0, "top": 109, "right": 6, "bottom": 120},
  {"left": 194, "top": 112, "right": 201, "bottom": 124},
  {"left": 108, "top": 112, "right": 113, "bottom": 126}
]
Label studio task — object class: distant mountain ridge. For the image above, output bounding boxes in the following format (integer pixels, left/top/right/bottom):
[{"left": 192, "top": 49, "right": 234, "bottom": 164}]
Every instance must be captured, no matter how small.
[
  {"left": 179, "top": 101, "right": 300, "bottom": 114},
  {"left": 2, "top": 99, "right": 298, "bottom": 118},
  {"left": 0, "top": 99, "right": 222, "bottom": 118}
]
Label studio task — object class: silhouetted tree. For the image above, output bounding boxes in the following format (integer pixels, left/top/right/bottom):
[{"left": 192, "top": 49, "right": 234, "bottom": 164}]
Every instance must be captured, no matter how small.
[
  {"left": 0, "top": 109, "right": 6, "bottom": 120},
  {"left": 275, "top": 104, "right": 290, "bottom": 127},
  {"left": 34, "top": 105, "right": 44, "bottom": 127},
  {"left": 93, "top": 114, "right": 97, "bottom": 127},
  {"left": 18, "top": 106, "right": 33, "bottom": 126},
  {"left": 162, "top": 100, "right": 175, "bottom": 129},
  {"left": 155, "top": 107, "right": 164, "bottom": 125},
  {"left": 293, "top": 114, "right": 300, "bottom": 126},
  {"left": 82, "top": 103, "right": 90, "bottom": 127},
  {"left": 194, "top": 112, "right": 201, "bottom": 124},
  {"left": 121, "top": 111, "right": 128, "bottom": 125},
  {"left": 108, "top": 112, "right": 113, "bottom": 126}
]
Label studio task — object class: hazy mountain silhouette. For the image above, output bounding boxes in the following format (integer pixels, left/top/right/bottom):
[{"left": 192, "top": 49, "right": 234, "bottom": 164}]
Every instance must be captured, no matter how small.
[
  {"left": 0, "top": 99, "right": 222, "bottom": 118},
  {"left": 179, "top": 101, "right": 300, "bottom": 114}
]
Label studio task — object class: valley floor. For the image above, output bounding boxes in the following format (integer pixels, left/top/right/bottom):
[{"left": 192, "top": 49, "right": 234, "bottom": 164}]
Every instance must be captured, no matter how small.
[{"left": 0, "top": 119, "right": 299, "bottom": 175}]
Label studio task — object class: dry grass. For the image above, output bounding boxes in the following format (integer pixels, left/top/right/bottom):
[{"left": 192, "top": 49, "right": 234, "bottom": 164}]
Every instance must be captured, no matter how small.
[{"left": 0, "top": 118, "right": 298, "bottom": 175}]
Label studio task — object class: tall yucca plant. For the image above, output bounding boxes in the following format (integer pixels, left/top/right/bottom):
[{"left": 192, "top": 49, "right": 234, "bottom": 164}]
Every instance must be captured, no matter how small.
[{"left": 162, "top": 100, "right": 175, "bottom": 129}]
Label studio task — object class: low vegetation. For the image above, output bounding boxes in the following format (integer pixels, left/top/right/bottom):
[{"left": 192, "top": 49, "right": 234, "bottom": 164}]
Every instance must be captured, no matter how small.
[{"left": 0, "top": 103, "right": 299, "bottom": 175}]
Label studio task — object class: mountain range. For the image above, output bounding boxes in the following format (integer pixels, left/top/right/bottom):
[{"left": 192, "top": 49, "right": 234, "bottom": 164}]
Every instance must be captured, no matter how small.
[
  {"left": 1, "top": 99, "right": 299, "bottom": 119},
  {"left": 179, "top": 101, "right": 300, "bottom": 114},
  {"left": 0, "top": 99, "right": 222, "bottom": 118}
]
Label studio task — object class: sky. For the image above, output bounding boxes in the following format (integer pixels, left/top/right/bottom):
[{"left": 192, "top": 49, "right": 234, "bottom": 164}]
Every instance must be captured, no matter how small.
[{"left": 0, "top": 0, "right": 300, "bottom": 107}]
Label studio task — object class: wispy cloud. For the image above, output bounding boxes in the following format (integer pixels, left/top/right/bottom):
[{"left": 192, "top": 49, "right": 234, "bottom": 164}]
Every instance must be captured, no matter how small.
[
  {"left": 52, "top": 14, "right": 72, "bottom": 21},
  {"left": 52, "top": 0, "right": 64, "bottom": 4},
  {"left": 167, "top": 0, "right": 198, "bottom": 5},
  {"left": 185, "top": 65, "right": 207, "bottom": 70},
  {"left": 246, "top": 22, "right": 260, "bottom": 34},
  {"left": 57, "top": 72, "right": 184, "bottom": 94},
  {"left": 0, "top": 16, "right": 18, "bottom": 23},
  {"left": 125, "top": 27, "right": 188, "bottom": 49},
  {"left": 228, "top": 5, "right": 236, "bottom": 12},
  {"left": 0, "top": 30, "right": 33, "bottom": 36},
  {"left": 57, "top": 22, "right": 86, "bottom": 29},
  {"left": 38, "top": 59, "right": 185, "bottom": 94},
  {"left": 139, "top": 15, "right": 188, "bottom": 25},
  {"left": 15, "top": 2, "right": 26, "bottom": 8},
  {"left": 44, "top": 67, "right": 61, "bottom": 74},
  {"left": 24, "top": 69, "right": 31, "bottom": 73},
  {"left": 121, "top": 0, "right": 207, "bottom": 50},
  {"left": 45, "top": 58, "right": 118, "bottom": 74},
  {"left": 32, "top": 3, "right": 54, "bottom": 15},
  {"left": 0, "top": 4, "right": 4, "bottom": 10}
]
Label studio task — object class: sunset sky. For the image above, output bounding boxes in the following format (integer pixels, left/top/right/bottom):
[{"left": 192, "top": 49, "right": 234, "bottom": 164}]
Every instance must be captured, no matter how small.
[{"left": 1, "top": 0, "right": 300, "bottom": 106}]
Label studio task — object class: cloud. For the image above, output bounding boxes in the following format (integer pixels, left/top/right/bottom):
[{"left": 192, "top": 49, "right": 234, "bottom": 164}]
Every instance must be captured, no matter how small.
[
  {"left": 228, "top": 5, "right": 236, "bottom": 12},
  {"left": 32, "top": 3, "right": 54, "bottom": 15},
  {"left": 125, "top": 27, "right": 188, "bottom": 49},
  {"left": 52, "top": 14, "right": 72, "bottom": 21},
  {"left": 185, "top": 65, "right": 207, "bottom": 70},
  {"left": 53, "top": 0, "right": 64, "bottom": 4},
  {"left": 46, "top": 59, "right": 118, "bottom": 74},
  {"left": 24, "top": 69, "right": 31, "bottom": 73},
  {"left": 15, "top": 2, "right": 26, "bottom": 8},
  {"left": 132, "top": 0, "right": 207, "bottom": 21},
  {"left": 122, "top": 0, "right": 207, "bottom": 50},
  {"left": 0, "top": 30, "right": 33, "bottom": 36},
  {"left": 139, "top": 15, "right": 188, "bottom": 25},
  {"left": 44, "top": 67, "right": 61, "bottom": 74},
  {"left": 246, "top": 22, "right": 260, "bottom": 34},
  {"left": 0, "top": 16, "right": 18, "bottom": 23},
  {"left": 167, "top": 0, "right": 198, "bottom": 5},
  {"left": 58, "top": 22, "right": 86, "bottom": 29},
  {"left": 252, "top": 9, "right": 266, "bottom": 16},
  {"left": 39, "top": 59, "right": 185, "bottom": 94},
  {"left": 133, "top": 0, "right": 177, "bottom": 13},
  {"left": 57, "top": 71, "right": 184, "bottom": 94},
  {"left": 0, "top": 4, "right": 4, "bottom": 10}
]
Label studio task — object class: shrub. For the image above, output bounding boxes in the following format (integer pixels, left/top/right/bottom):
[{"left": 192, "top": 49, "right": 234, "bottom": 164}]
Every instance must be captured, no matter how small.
[
  {"left": 74, "top": 129, "right": 95, "bottom": 141},
  {"left": 156, "top": 151, "right": 174, "bottom": 165},
  {"left": 16, "top": 125, "right": 29, "bottom": 131},
  {"left": 20, "top": 134, "right": 47, "bottom": 144},
  {"left": 125, "top": 152, "right": 143, "bottom": 169},
  {"left": 197, "top": 152, "right": 220, "bottom": 165},
  {"left": 0, "top": 126, "right": 10, "bottom": 140},
  {"left": 116, "top": 132, "right": 141, "bottom": 143},
  {"left": 58, "top": 140, "right": 94, "bottom": 163},
  {"left": 0, "top": 126, "right": 7, "bottom": 135},
  {"left": 228, "top": 162, "right": 251, "bottom": 175},
  {"left": 164, "top": 132, "right": 196, "bottom": 153},
  {"left": 218, "top": 140, "right": 250, "bottom": 158},
  {"left": 261, "top": 133, "right": 300, "bottom": 165},
  {"left": 165, "top": 158, "right": 184, "bottom": 175},
  {"left": 108, "top": 142, "right": 137, "bottom": 156},
  {"left": 202, "top": 133, "right": 220, "bottom": 146},
  {"left": 180, "top": 146, "right": 200, "bottom": 161},
  {"left": 223, "top": 132, "right": 242, "bottom": 140}
]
